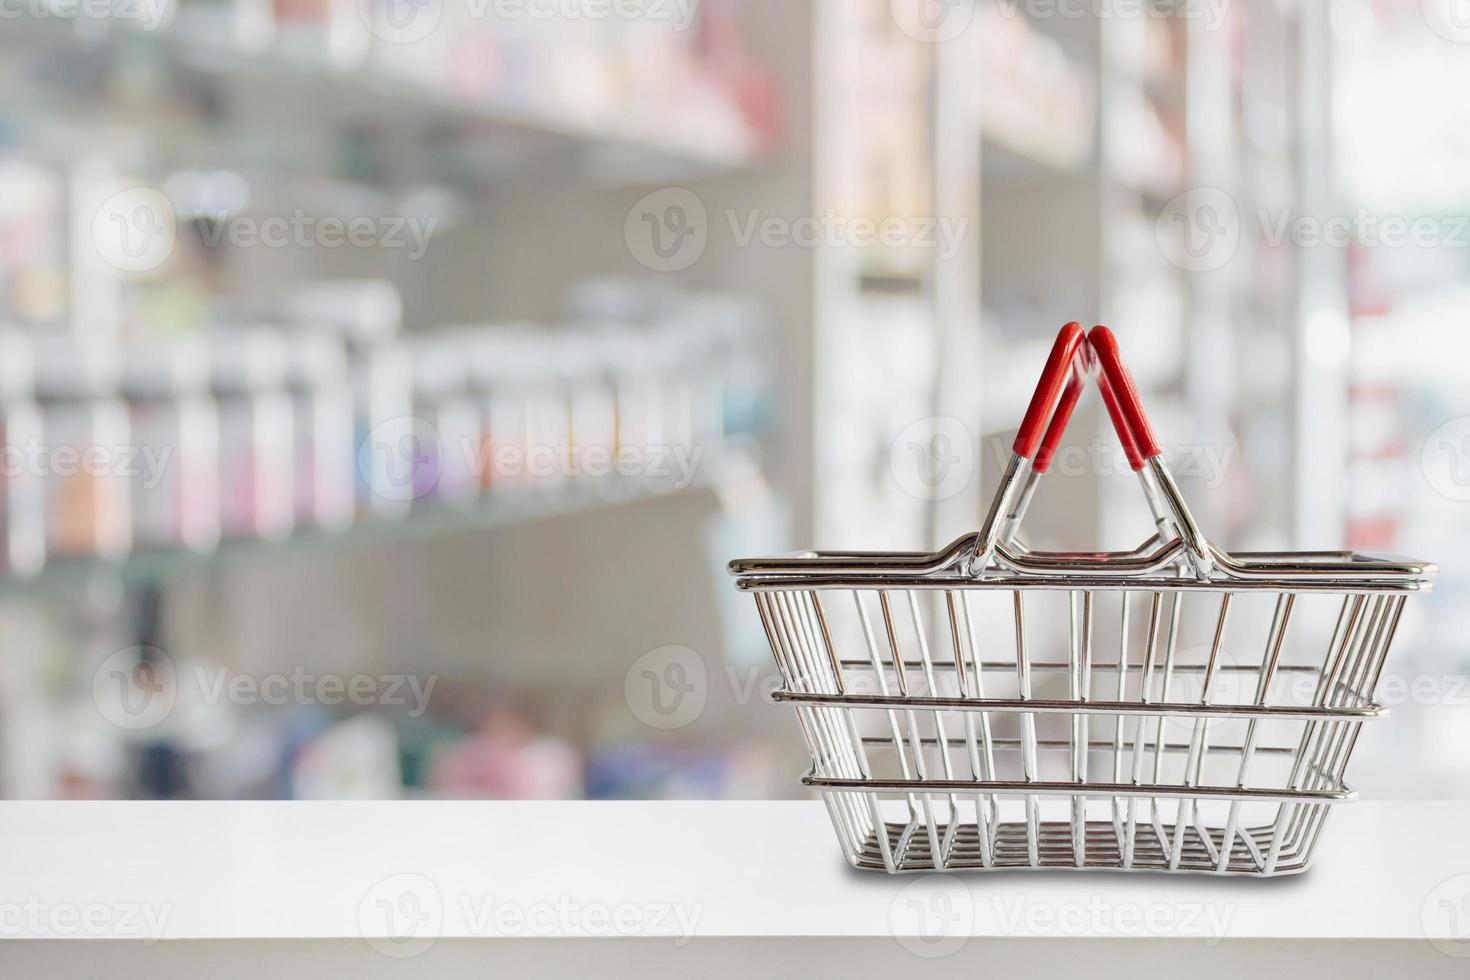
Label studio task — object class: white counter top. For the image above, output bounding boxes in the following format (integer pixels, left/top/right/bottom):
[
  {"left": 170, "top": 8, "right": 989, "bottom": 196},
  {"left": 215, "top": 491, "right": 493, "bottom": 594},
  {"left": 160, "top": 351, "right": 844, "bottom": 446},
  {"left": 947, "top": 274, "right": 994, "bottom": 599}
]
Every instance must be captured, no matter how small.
[{"left": 1, "top": 800, "right": 1466, "bottom": 977}]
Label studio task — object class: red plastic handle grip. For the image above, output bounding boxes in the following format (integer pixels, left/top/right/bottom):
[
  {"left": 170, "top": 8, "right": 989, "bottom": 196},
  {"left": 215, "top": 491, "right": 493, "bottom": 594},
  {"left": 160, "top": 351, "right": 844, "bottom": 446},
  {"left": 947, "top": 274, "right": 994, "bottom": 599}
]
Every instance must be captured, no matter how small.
[
  {"left": 1088, "top": 325, "right": 1162, "bottom": 471},
  {"left": 1013, "top": 322, "right": 1086, "bottom": 462},
  {"left": 1034, "top": 366, "right": 1083, "bottom": 474},
  {"left": 1096, "top": 370, "right": 1145, "bottom": 471}
]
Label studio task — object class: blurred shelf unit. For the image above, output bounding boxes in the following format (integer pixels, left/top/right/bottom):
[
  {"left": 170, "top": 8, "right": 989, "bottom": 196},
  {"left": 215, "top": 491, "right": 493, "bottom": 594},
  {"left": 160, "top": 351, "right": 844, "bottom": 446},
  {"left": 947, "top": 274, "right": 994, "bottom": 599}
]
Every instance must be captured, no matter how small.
[
  {"left": 811, "top": 1, "right": 953, "bottom": 548},
  {"left": 977, "top": 3, "right": 1093, "bottom": 177},
  {"left": 972, "top": 6, "right": 1203, "bottom": 554},
  {"left": 0, "top": 5, "right": 779, "bottom": 187},
  {"left": 0, "top": 2, "right": 795, "bottom": 804},
  {"left": 0, "top": 281, "right": 775, "bottom": 593},
  {"left": 0, "top": 1, "right": 787, "bottom": 585},
  {"left": 976, "top": 7, "right": 1099, "bottom": 428},
  {"left": 1099, "top": 9, "right": 1188, "bottom": 372},
  {"left": 6, "top": 475, "right": 720, "bottom": 598},
  {"left": 971, "top": 8, "right": 1097, "bottom": 556}
]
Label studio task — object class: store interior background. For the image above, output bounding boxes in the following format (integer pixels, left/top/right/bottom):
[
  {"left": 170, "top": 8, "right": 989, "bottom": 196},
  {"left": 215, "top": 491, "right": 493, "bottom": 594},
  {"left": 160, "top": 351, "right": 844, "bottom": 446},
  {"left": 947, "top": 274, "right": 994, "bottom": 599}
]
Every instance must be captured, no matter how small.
[{"left": 0, "top": 0, "right": 1466, "bottom": 802}]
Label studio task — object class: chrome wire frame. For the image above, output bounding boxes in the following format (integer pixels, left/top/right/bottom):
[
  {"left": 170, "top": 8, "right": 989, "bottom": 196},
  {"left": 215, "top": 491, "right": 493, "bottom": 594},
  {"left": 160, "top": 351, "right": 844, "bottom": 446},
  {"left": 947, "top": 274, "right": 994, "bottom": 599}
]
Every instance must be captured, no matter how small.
[
  {"left": 732, "top": 457, "right": 1433, "bottom": 876},
  {"left": 745, "top": 580, "right": 1416, "bottom": 875}
]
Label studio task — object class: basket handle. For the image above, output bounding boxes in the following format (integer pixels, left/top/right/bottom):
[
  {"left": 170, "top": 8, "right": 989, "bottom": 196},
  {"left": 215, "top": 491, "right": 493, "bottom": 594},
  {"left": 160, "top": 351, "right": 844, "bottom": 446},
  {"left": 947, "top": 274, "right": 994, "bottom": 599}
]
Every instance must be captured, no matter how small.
[
  {"left": 973, "top": 321, "right": 1213, "bottom": 578},
  {"left": 1012, "top": 321, "right": 1087, "bottom": 470},
  {"left": 1089, "top": 325, "right": 1162, "bottom": 472},
  {"left": 1087, "top": 323, "right": 1212, "bottom": 575}
]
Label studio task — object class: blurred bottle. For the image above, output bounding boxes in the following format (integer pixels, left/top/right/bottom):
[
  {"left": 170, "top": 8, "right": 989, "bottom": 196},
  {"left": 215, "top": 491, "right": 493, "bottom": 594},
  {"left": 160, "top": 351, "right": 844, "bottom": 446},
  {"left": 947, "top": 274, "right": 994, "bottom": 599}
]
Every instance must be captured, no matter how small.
[
  {"left": 0, "top": 330, "right": 46, "bottom": 575},
  {"left": 271, "top": 0, "right": 371, "bottom": 68},
  {"left": 286, "top": 328, "right": 356, "bottom": 532},
  {"left": 557, "top": 330, "right": 618, "bottom": 485},
  {"left": 408, "top": 334, "right": 481, "bottom": 507},
  {"left": 122, "top": 337, "right": 221, "bottom": 554},
  {"left": 33, "top": 339, "right": 132, "bottom": 560},
  {"left": 210, "top": 328, "right": 295, "bottom": 541},
  {"left": 292, "top": 713, "right": 402, "bottom": 799},
  {"left": 428, "top": 703, "right": 581, "bottom": 800},
  {"left": 352, "top": 338, "right": 415, "bottom": 518},
  {"left": 473, "top": 328, "right": 568, "bottom": 496},
  {"left": 277, "top": 282, "right": 415, "bottom": 519}
]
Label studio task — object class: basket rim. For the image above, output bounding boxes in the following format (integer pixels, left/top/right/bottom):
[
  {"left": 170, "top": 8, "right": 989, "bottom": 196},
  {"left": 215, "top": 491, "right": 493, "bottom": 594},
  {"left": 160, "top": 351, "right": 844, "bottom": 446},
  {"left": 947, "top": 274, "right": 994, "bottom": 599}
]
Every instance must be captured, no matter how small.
[{"left": 730, "top": 532, "right": 1435, "bottom": 593}]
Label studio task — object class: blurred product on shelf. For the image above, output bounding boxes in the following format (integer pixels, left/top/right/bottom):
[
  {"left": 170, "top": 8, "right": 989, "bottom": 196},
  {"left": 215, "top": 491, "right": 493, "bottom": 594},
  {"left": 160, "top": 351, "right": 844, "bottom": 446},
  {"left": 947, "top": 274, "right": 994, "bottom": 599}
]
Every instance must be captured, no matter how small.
[
  {"left": 408, "top": 335, "right": 482, "bottom": 506},
  {"left": 285, "top": 328, "right": 356, "bottom": 531},
  {"left": 558, "top": 331, "right": 620, "bottom": 484},
  {"left": 0, "top": 279, "right": 772, "bottom": 580},
  {"left": 122, "top": 338, "right": 221, "bottom": 553},
  {"left": 20, "top": 0, "right": 779, "bottom": 171},
  {"left": 487, "top": 328, "right": 573, "bottom": 498},
  {"left": 350, "top": 331, "right": 415, "bottom": 518},
  {"left": 291, "top": 713, "right": 403, "bottom": 799},
  {"left": 52, "top": 651, "right": 785, "bottom": 801},
  {"left": 977, "top": 3, "right": 1094, "bottom": 170},
  {"left": 0, "top": 158, "right": 67, "bottom": 328},
  {"left": 33, "top": 339, "right": 133, "bottom": 561},
  {"left": 0, "top": 330, "right": 46, "bottom": 576},
  {"left": 211, "top": 327, "right": 297, "bottom": 542},
  {"left": 583, "top": 738, "right": 778, "bottom": 800},
  {"left": 561, "top": 278, "right": 772, "bottom": 449},
  {"left": 427, "top": 703, "right": 581, "bottom": 800},
  {"left": 278, "top": 279, "right": 404, "bottom": 344}
]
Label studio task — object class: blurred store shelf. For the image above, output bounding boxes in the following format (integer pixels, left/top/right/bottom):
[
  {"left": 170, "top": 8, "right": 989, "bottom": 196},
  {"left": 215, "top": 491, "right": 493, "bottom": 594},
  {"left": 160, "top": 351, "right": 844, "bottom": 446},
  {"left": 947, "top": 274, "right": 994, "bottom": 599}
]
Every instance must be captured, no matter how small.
[
  {"left": 2, "top": 15, "right": 772, "bottom": 186},
  {"left": 0, "top": 473, "right": 718, "bottom": 596}
]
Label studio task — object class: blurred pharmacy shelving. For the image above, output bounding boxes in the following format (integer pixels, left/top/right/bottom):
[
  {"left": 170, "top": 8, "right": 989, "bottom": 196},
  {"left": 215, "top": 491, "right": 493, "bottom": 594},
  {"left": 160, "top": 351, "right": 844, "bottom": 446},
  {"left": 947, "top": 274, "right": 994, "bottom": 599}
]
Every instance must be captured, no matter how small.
[
  {"left": 1331, "top": 1, "right": 1470, "bottom": 797},
  {"left": 0, "top": 0, "right": 805, "bottom": 802},
  {"left": 2, "top": 0, "right": 1464, "bottom": 804},
  {"left": 1, "top": 13, "right": 770, "bottom": 186}
]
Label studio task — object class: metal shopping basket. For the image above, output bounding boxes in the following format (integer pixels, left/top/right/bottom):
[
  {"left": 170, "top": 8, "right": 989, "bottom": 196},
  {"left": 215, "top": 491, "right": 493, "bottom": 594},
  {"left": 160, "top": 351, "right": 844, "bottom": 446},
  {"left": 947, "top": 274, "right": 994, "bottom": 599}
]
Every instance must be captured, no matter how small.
[{"left": 730, "top": 323, "right": 1435, "bottom": 876}]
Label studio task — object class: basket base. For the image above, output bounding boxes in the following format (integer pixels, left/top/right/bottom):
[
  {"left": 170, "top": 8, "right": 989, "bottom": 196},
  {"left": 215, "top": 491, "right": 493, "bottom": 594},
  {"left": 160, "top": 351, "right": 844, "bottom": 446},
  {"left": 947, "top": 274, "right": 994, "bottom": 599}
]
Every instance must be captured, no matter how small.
[{"left": 849, "top": 817, "right": 1315, "bottom": 875}]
